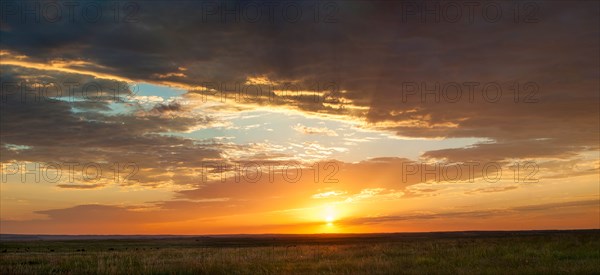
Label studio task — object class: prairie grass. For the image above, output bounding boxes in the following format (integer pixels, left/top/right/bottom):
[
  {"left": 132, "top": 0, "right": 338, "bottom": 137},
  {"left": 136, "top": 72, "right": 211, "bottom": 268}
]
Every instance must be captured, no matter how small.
[{"left": 1, "top": 231, "right": 599, "bottom": 274}]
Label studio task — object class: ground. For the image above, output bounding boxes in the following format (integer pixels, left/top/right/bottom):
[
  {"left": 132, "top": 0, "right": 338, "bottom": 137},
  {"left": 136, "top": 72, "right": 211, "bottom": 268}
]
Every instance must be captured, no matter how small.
[{"left": 1, "top": 230, "right": 599, "bottom": 274}]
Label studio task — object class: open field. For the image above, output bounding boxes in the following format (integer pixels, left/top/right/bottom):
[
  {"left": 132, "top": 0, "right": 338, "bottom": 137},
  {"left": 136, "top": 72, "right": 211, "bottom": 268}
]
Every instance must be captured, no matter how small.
[{"left": 1, "top": 230, "right": 599, "bottom": 274}]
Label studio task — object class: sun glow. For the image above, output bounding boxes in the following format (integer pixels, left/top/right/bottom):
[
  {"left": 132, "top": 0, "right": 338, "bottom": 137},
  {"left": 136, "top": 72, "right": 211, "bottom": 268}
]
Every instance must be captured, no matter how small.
[{"left": 324, "top": 205, "right": 337, "bottom": 225}]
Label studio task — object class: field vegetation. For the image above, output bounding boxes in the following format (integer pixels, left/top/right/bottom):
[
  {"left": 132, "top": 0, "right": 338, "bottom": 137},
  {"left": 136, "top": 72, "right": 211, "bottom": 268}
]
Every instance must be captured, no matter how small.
[{"left": 1, "top": 230, "right": 599, "bottom": 274}]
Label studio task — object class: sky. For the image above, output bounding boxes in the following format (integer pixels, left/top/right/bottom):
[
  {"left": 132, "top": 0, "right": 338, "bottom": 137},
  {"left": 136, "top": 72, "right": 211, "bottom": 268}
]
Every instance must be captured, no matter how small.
[{"left": 0, "top": 0, "right": 598, "bottom": 234}]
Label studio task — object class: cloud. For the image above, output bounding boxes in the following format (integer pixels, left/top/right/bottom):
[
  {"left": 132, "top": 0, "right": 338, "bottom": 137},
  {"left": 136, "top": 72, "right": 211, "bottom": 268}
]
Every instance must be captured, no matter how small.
[
  {"left": 2, "top": 197, "right": 596, "bottom": 234},
  {"left": 2, "top": 1, "right": 597, "bottom": 164},
  {"left": 340, "top": 199, "right": 600, "bottom": 226},
  {"left": 292, "top": 123, "right": 338, "bottom": 136},
  {"left": 149, "top": 101, "right": 183, "bottom": 114},
  {"left": 55, "top": 183, "right": 107, "bottom": 190},
  {"left": 464, "top": 185, "right": 518, "bottom": 195},
  {"left": 0, "top": 66, "right": 225, "bottom": 188},
  {"left": 312, "top": 191, "right": 347, "bottom": 199}
]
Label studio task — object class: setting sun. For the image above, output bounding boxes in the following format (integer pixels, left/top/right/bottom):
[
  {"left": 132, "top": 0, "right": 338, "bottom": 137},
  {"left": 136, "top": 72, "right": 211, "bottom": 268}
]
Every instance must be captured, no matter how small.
[{"left": 324, "top": 205, "right": 337, "bottom": 226}]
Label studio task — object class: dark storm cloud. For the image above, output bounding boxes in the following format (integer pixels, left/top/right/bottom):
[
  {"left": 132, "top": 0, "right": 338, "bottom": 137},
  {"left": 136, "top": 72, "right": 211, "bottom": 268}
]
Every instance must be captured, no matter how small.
[{"left": 1, "top": 0, "right": 598, "bottom": 163}]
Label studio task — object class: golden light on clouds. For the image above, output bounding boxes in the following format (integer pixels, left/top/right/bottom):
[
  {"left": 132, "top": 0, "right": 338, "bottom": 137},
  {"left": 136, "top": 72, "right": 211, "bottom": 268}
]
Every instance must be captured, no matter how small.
[
  {"left": 0, "top": 57, "right": 133, "bottom": 83},
  {"left": 0, "top": 0, "right": 598, "bottom": 236}
]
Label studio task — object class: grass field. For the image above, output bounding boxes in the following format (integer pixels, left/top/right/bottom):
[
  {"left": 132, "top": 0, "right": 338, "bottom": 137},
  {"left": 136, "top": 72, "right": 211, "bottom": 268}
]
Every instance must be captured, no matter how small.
[{"left": 1, "top": 230, "right": 599, "bottom": 274}]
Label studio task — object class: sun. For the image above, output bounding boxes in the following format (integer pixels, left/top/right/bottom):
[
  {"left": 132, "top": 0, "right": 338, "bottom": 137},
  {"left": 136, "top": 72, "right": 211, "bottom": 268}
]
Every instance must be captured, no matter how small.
[{"left": 324, "top": 205, "right": 336, "bottom": 225}]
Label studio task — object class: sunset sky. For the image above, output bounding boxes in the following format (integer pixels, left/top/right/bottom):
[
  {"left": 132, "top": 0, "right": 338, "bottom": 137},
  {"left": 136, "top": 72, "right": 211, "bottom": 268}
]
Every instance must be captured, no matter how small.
[{"left": 0, "top": 0, "right": 598, "bottom": 234}]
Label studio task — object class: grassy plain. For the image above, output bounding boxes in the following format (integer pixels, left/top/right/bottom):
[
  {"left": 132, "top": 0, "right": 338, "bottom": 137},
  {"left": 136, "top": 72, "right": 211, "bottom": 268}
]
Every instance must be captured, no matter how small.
[{"left": 1, "top": 230, "right": 599, "bottom": 274}]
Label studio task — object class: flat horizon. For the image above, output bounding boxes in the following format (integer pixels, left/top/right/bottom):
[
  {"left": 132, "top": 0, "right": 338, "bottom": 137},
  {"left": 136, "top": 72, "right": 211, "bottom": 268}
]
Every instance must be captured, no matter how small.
[
  {"left": 1, "top": 0, "right": 599, "bottom": 234},
  {"left": 3, "top": 229, "right": 599, "bottom": 239}
]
